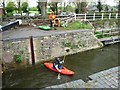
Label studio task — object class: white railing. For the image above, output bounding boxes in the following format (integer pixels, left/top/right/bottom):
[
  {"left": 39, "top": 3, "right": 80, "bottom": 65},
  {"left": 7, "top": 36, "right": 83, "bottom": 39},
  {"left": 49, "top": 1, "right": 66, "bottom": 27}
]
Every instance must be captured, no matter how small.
[
  {"left": 56, "top": 13, "right": 119, "bottom": 28},
  {"left": 57, "top": 13, "right": 119, "bottom": 21}
]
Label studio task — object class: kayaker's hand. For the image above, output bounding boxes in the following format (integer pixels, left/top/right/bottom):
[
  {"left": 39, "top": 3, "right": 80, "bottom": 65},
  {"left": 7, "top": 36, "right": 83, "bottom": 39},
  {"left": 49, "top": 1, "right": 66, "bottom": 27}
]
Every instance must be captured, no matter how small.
[{"left": 58, "top": 70, "right": 61, "bottom": 72}]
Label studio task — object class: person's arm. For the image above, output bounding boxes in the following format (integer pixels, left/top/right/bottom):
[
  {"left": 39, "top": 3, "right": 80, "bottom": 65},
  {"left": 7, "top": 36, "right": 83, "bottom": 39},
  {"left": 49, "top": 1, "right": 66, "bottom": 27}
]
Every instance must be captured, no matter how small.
[{"left": 55, "top": 65, "right": 61, "bottom": 72}]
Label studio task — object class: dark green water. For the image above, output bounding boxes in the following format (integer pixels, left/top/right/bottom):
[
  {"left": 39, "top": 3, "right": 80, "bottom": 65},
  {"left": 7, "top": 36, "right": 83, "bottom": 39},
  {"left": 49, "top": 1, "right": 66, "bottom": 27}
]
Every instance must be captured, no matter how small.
[{"left": 2, "top": 43, "right": 119, "bottom": 88}]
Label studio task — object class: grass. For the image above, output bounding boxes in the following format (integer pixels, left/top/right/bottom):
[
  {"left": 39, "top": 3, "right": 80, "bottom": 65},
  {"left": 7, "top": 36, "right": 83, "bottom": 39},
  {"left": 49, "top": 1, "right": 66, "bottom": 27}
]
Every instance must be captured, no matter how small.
[
  {"left": 29, "top": 11, "right": 39, "bottom": 14},
  {"left": 95, "top": 32, "right": 111, "bottom": 39},
  {"left": 57, "top": 20, "right": 93, "bottom": 30}
]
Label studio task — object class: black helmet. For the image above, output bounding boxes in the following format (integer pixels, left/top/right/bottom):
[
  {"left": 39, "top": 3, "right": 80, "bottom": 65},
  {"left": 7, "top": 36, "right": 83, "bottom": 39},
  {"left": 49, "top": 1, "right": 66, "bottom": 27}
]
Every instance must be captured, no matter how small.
[{"left": 56, "top": 57, "right": 61, "bottom": 61}]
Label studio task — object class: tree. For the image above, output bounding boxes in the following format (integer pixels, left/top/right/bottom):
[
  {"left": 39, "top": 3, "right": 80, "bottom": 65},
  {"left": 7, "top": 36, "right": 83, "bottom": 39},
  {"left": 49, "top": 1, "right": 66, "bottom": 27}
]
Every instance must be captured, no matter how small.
[
  {"left": 63, "top": 2, "right": 66, "bottom": 11},
  {"left": 75, "top": 1, "right": 87, "bottom": 13},
  {"left": 49, "top": 3, "right": 55, "bottom": 12},
  {"left": 29, "top": 7, "right": 38, "bottom": 11},
  {"left": 2, "top": 0, "right": 6, "bottom": 15},
  {"left": 37, "top": 4, "right": 41, "bottom": 14},
  {"left": 55, "top": 2, "right": 58, "bottom": 15},
  {"left": 49, "top": 2, "right": 58, "bottom": 15},
  {"left": 21, "top": 2, "right": 28, "bottom": 13},
  {"left": 6, "top": 2, "right": 17, "bottom": 13},
  {"left": 97, "top": 0, "right": 103, "bottom": 12},
  {"left": 75, "top": 8, "right": 79, "bottom": 14},
  {"left": 66, "top": 5, "right": 75, "bottom": 12},
  {"left": 105, "top": 5, "right": 109, "bottom": 12},
  {"left": 118, "top": 0, "right": 120, "bottom": 12},
  {"left": 76, "top": 2, "right": 81, "bottom": 13},
  {"left": 80, "top": 2, "right": 87, "bottom": 13},
  {"left": 37, "top": 0, "right": 47, "bottom": 16},
  {"left": 17, "top": 0, "right": 21, "bottom": 14}
]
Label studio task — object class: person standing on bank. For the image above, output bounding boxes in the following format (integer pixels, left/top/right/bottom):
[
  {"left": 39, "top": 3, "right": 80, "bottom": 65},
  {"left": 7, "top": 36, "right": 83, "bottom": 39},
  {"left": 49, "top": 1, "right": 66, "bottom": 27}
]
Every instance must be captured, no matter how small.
[
  {"left": 48, "top": 11, "right": 56, "bottom": 29},
  {"left": 53, "top": 18, "right": 60, "bottom": 30}
]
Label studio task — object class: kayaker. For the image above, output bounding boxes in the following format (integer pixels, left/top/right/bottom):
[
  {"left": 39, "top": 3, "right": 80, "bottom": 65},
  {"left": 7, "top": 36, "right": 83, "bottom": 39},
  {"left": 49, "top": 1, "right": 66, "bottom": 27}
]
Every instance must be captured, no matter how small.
[
  {"left": 53, "top": 57, "right": 64, "bottom": 72},
  {"left": 48, "top": 11, "right": 56, "bottom": 28}
]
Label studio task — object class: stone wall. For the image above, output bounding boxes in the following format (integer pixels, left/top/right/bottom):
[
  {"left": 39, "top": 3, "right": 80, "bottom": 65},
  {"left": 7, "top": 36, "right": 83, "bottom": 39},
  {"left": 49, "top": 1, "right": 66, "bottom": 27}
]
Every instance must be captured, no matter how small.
[
  {"left": 2, "top": 38, "right": 30, "bottom": 69},
  {"left": 33, "top": 30, "right": 103, "bottom": 63},
  {"left": 1, "top": 30, "right": 103, "bottom": 69}
]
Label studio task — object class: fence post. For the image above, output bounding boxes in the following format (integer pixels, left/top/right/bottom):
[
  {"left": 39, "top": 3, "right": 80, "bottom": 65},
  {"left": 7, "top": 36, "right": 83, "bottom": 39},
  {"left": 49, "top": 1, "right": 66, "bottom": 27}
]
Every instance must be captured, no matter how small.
[
  {"left": 74, "top": 13, "right": 76, "bottom": 21},
  {"left": 116, "top": 13, "right": 118, "bottom": 19},
  {"left": 109, "top": 13, "right": 111, "bottom": 19},
  {"left": 84, "top": 13, "right": 86, "bottom": 21},
  {"left": 30, "top": 36, "right": 35, "bottom": 66},
  {"left": 93, "top": 13, "right": 95, "bottom": 20},
  {"left": 101, "top": 13, "right": 104, "bottom": 20}
]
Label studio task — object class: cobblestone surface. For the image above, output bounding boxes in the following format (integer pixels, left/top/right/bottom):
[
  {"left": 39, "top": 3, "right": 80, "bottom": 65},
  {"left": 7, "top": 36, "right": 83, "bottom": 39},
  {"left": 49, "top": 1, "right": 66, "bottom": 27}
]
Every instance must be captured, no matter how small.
[{"left": 44, "top": 66, "right": 119, "bottom": 89}]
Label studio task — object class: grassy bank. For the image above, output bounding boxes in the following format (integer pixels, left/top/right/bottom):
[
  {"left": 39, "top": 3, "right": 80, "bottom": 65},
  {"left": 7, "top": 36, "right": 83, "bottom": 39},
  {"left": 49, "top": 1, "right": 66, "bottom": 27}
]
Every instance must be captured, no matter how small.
[{"left": 58, "top": 20, "right": 93, "bottom": 30}]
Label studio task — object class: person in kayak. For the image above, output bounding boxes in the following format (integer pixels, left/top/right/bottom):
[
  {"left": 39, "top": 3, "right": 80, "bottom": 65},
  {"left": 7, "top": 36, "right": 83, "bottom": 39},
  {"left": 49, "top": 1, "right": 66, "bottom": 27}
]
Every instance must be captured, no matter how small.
[{"left": 53, "top": 57, "right": 64, "bottom": 72}]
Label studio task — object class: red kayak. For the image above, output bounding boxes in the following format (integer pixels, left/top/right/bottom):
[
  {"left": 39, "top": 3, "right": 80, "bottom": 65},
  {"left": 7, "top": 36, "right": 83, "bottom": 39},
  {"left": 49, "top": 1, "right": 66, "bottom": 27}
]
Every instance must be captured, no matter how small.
[{"left": 44, "top": 63, "right": 74, "bottom": 75}]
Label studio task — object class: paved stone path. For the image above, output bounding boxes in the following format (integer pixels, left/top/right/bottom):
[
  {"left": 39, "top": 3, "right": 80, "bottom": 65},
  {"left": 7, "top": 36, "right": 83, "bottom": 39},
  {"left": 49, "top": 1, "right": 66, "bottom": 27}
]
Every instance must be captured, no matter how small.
[
  {"left": 1, "top": 26, "right": 91, "bottom": 40},
  {"left": 42, "top": 66, "right": 119, "bottom": 89}
]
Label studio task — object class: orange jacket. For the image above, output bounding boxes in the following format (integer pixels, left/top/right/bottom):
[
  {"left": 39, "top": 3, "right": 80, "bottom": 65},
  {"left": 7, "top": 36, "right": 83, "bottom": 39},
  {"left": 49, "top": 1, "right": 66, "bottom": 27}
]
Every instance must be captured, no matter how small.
[{"left": 49, "top": 14, "right": 55, "bottom": 20}]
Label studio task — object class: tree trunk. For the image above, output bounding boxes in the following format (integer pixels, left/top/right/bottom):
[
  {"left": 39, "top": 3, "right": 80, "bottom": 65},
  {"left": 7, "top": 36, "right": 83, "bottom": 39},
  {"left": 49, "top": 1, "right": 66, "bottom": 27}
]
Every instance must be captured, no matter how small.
[
  {"left": 77, "top": 2, "right": 81, "bottom": 13},
  {"left": 38, "top": 2, "right": 47, "bottom": 17},
  {"left": 18, "top": 0, "right": 22, "bottom": 16},
  {"left": 118, "top": 1, "right": 120, "bottom": 13},
  {"left": 77, "top": 2, "right": 87, "bottom": 14},
  {"left": 2, "top": 0, "right": 6, "bottom": 15},
  {"left": 81, "top": 2, "right": 87, "bottom": 13},
  {"left": 63, "top": 2, "right": 66, "bottom": 11},
  {"left": 55, "top": 3, "right": 58, "bottom": 15}
]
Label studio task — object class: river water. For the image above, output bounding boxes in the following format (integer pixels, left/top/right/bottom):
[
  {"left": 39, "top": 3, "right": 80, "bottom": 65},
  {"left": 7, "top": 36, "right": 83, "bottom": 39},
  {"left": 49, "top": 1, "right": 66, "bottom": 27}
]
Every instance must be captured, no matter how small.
[{"left": 2, "top": 43, "right": 119, "bottom": 88}]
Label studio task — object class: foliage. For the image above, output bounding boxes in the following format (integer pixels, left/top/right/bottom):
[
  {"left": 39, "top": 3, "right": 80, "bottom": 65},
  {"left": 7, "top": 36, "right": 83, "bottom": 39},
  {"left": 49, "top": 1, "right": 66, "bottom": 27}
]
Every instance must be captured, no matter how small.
[
  {"left": 6, "top": 2, "right": 17, "bottom": 13},
  {"left": 49, "top": 2, "right": 58, "bottom": 15},
  {"left": 118, "top": 1, "right": 120, "bottom": 11},
  {"left": 66, "top": 5, "right": 75, "bottom": 12},
  {"left": 75, "top": 2, "right": 87, "bottom": 13},
  {"left": 37, "top": 4, "right": 41, "bottom": 14},
  {"left": 14, "top": 55, "right": 22, "bottom": 63},
  {"left": 29, "top": 7, "right": 38, "bottom": 11},
  {"left": 21, "top": 2, "right": 28, "bottom": 13},
  {"left": 58, "top": 6, "right": 64, "bottom": 11},
  {"left": 80, "top": 2, "right": 87, "bottom": 13},
  {"left": 29, "top": 11, "right": 39, "bottom": 14},
  {"left": 62, "top": 40, "right": 79, "bottom": 49},
  {"left": 6, "top": 12, "right": 13, "bottom": 17},
  {"left": 105, "top": 5, "right": 109, "bottom": 11},
  {"left": 63, "top": 21, "right": 92, "bottom": 30},
  {"left": 95, "top": 32, "right": 111, "bottom": 38},
  {"left": 75, "top": 8, "right": 79, "bottom": 14},
  {"left": 97, "top": 0, "right": 103, "bottom": 12},
  {"left": 49, "top": 2, "right": 55, "bottom": 12}
]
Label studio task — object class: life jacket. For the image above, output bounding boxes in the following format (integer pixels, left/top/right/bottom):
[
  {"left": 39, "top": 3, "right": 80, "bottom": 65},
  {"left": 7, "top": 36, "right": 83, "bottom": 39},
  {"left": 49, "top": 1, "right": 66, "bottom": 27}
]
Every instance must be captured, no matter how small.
[
  {"left": 54, "top": 18, "right": 60, "bottom": 26},
  {"left": 53, "top": 58, "right": 64, "bottom": 66},
  {"left": 53, "top": 59, "right": 63, "bottom": 69},
  {"left": 49, "top": 14, "right": 55, "bottom": 20}
]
